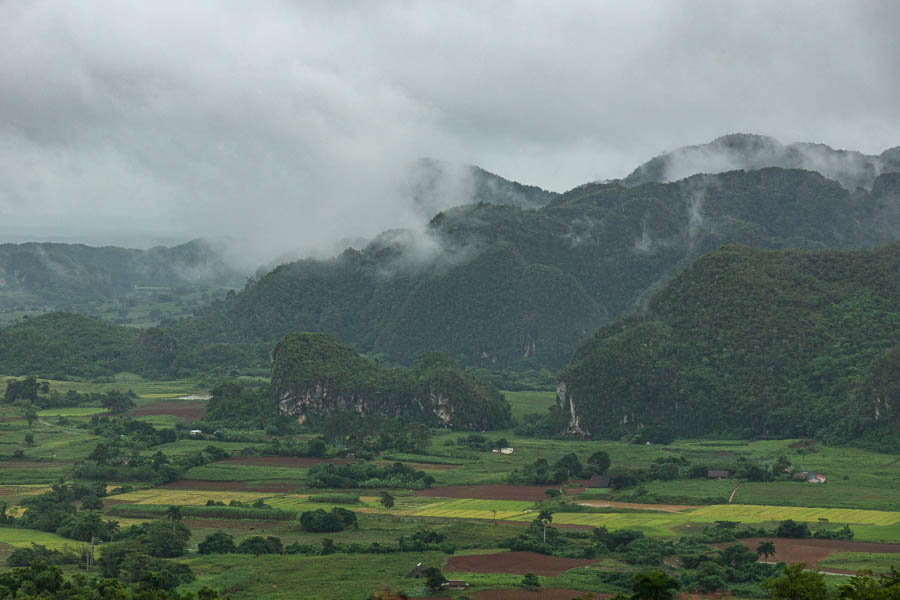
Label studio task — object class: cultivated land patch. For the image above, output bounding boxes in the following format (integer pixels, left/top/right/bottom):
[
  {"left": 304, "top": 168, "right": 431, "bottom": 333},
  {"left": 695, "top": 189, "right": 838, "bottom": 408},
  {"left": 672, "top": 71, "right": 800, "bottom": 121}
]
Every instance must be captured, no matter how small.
[
  {"left": 417, "top": 484, "right": 585, "bottom": 502},
  {"left": 221, "top": 456, "right": 350, "bottom": 467},
  {"left": 726, "top": 537, "right": 900, "bottom": 573},
  {"left": 129, "top": 401, "right": 206, "bottom": 421},
  {"left": 446, "top": 551, "right": 600, "bottom": 576},
  {"left": 162, "top": 480, "right": 303, "bottom": 493},
  {"left": 112, "top": 488, "right": 276, "bottom": 505},
  {"left": 578, "top": 500, "right": 693, "bottom": 513},
  {"left": 409, "top": 498, "right": 535, "bottom": 521},
  {"left": 472, "top": 590, "right": 611, "bottom": 600}
]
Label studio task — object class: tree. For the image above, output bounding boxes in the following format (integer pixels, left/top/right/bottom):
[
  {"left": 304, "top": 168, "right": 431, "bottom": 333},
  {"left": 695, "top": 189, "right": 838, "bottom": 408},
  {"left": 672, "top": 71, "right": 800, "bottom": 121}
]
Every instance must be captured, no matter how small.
[
  {"left": 23, "top": 404, "right": 38, "bottom": 428},
  {"left": 380, "top": 491, "right": 395, "bottom": 510},
  {"left": 143, "top": 520, "right": 191, "bottom": 557},
  {"left": 81, "top": 496, "right": 104, "bottom": 511},
  {"left": 24, "top": 433, "right": 34, "bottom": 447},
  {"left": 588, "top": 450, "right": 611, "bottom": 474},
  {"left": 761, "top": 563, "right": 828, "bottom": 600},
  {"left": 756, "top": 540, "right": 776, "bottom": 562},
  {"left": 166, "top": 505, "right": 183, "bottom": 534},
  {"left": 423, "top": 567, "right": 447, "bottom": 592},
  {"left": 773, "top": 455, "right": 792, "bottom": 476},
  {"left": 631, "top": 570, "right": 681, "bottom": 600},
  {"left": 198, "top": 531, "right": 235, "bottom": 554},
  {"left": 101, "top": 390, "right": 135, "bottom": 414},
  {"left": 522, "top": 573, "right": 541, "bottom": 590},
  {"left": 537, "top": 509, "right": 553, "bottom": 543}
]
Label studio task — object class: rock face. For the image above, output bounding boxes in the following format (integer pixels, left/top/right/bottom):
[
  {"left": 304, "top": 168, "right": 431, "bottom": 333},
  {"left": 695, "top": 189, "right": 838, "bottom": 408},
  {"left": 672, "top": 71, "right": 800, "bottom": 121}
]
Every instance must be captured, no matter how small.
[{"left": 271, "top": 333, "right": 511, "bottom": 430}]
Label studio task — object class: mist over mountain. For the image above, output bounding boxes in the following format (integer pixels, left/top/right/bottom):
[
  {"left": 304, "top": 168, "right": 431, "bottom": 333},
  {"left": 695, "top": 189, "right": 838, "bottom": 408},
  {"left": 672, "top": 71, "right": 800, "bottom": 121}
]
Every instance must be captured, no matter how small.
[
  {"left": 0, "top": 239, "right": 244, "bottom": 307},
  {"left": 160, "top": 165, "right": 900, "bottom": 373},
  {"left": 623, "top": 133, "right": 900, "bottom": 191}
]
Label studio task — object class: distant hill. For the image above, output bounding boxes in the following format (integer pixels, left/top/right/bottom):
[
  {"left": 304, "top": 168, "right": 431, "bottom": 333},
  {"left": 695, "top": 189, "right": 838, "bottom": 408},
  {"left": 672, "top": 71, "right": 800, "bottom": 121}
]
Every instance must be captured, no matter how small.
[
  {"left": 558, "top": 243, "right": 900, "bottom": 446},
  {"left": 165, "top": 167, "right": 900, "bottom": 371},
  {"left": 408, "top": 158, "right": 557, "bottom": 217},
  {"left": 623, "top": 133, "right": 900, "bottom": 191},
  {"left": 272, "top": 333, "right": 511, "bottom": 430},
  {"left": 0, "top": 239, "right": 244, "bottom": 306}
]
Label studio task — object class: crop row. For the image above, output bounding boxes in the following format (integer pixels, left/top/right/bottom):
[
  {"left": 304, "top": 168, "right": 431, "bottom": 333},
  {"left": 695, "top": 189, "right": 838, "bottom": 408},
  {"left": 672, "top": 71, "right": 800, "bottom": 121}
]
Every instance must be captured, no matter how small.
[
  {"left": 690, "top": 504, "right": 900, "bottom": 525},
  {"left": 112, "top": 489, "right": 276, "bottom": 505},
  {"left": 108, "top": 503, "right": 296, "bottom": 520}
]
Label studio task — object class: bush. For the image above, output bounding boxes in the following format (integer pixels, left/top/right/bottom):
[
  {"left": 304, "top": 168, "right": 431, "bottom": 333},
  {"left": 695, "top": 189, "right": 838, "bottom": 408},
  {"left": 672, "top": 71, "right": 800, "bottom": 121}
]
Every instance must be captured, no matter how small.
[
  {"left": 198, "top": 531, "right": 236, "bottom": 554},
  {"left": 236, "top": 536, "right": 283, "bottom": 555},
  {"left": 299, "top": 509, "right": 347, "bottom": 533}
]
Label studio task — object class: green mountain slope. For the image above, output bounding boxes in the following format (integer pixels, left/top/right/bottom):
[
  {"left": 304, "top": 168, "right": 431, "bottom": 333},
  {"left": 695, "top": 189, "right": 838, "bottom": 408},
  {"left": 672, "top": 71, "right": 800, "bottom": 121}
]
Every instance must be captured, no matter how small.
[
  {"left": 558, "top": 243, "right": 900, "bottom": 444},
  {"left": 165, "top": 168, "right": 900, "bottom": 371}
]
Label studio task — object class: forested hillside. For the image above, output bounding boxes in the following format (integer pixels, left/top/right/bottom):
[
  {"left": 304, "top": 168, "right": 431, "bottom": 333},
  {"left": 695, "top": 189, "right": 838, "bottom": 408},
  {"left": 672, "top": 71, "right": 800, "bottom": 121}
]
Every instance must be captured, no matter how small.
[
  {"left": 272, "top": 332, "right": 512, "bottom": 430},
  {"left": 558, "top": 242, "right": 900, "bottom": 446},
  {"left": 165, "top": 167, "right": 900, "bottom": 371},
  {"left": 0, "top": 239, "right": 243, "bottom": 306}
]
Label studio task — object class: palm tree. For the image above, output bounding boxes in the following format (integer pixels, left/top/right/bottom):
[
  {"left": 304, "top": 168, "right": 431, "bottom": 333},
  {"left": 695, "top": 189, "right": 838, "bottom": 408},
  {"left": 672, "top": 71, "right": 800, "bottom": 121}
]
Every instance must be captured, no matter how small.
[
  {"left": 537, "top": 509, "right": 553, "bottom": 543},
  {"left": 631, "top": 571, "right": 680, "bottom": 600},
  {"left": 166, "top": 505, "right": 183, "bottom": 534},
  {"left": 756, "top": 540, "right": 776, "bottom": 562}
]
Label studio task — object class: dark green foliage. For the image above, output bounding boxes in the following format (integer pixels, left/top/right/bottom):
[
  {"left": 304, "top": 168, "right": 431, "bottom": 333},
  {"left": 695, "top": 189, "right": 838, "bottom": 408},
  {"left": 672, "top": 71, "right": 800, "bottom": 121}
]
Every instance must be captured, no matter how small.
[
  {"left": 299, "top": 509, "right": 348, "bottom": 533},
  {"left": 235, "top": 536, "right": 283, "bottom": 555},
  {"left": 204, "top": 381, "right": 280, "bottom": 429},
  {"left": 306, "top": 461, "right": 433, "bottom": 489},
  {"left": 115, "top": 521, "right": 191, "bottom": 558},
  {"left": 0, "top": 558, "right": 220, "bottom": 600},
  {"left": 101, "top": 390, "right": 136, "bottom": 414},
  {"left": 522, "top": 573, "right": 541, "bottom": 590},
  {"left": 775, "top": 519, "right": 812, "bottom": 539},
  {"left": 508, "top": 454, "right": 594, "bottom": 485},
  {"left": 273, "top": 333, "right": 511, "bottom": 430},
  {"left": 197, "top": 532, "right": 235, "bottom": 554},
  {"left": 6, "top": 544, "right": 79, "bottom": 567},
  {"left": 761, "top": 563, "right": 827, "bottom": 600},
  {"left": 560, "top": 242, "right": 900, "bottom": 443}
]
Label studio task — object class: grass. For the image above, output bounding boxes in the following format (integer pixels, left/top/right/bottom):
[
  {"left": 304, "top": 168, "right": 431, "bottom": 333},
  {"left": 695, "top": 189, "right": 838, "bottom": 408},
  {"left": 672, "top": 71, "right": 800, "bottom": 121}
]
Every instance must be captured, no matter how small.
[
  {"left": 0, "top": 528, "right": 77, "bottom": 550},
  {"left": 502, "top": 390, "right": 556, "bottom": 422},
  {"left": 818, "top": 552, "right": 900, "bottom": 573},
  {"left": 37, "top": 407, "right": 108, "bottom": 417}
]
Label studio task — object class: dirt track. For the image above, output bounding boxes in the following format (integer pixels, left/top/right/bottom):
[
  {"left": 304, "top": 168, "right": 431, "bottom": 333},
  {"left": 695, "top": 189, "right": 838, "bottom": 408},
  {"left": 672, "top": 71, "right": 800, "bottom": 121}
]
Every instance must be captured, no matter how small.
[
  {"left": 417, "top": 484, "right": 586, "bottom": 502},
  {"left": 446, "top": 551, "right": 599, "bottom": 576}
]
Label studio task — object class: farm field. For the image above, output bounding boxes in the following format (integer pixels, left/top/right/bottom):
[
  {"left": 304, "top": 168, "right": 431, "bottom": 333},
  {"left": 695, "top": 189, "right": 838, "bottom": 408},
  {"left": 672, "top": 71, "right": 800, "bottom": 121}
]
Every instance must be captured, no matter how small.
[{"left": 3, "top": 379, "right": 900, "bottom": 599}]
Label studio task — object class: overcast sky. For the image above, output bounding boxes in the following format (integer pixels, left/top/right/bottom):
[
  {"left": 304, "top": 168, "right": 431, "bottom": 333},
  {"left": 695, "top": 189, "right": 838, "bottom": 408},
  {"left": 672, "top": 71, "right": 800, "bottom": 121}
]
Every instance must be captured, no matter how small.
[{"left": 1, "top": 1, "right": 899, "bottom": 260}]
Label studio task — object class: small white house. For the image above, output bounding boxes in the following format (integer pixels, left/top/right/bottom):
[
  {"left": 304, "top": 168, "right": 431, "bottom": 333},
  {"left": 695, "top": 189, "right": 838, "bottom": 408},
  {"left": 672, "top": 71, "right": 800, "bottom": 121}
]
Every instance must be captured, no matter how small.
[
  {"left": 189, "top": 429, "right": 203, "bottom": 436},
  {"left": 492, "top": 447, "right": 515, "bottom": 455},
  {"left": 808, "top": 474, "right": 826, "bottom": 483}
]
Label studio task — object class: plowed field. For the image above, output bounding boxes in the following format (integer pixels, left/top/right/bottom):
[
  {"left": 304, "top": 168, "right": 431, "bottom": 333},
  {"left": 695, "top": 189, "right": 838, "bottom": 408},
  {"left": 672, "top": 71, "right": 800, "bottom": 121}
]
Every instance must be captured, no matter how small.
[
  {"left": 130, "top": 401, "right": 206, "bottom": 421},
  {"left": 724, "top": 538, "right": 900, "bottom": 571},
  {"left": 446, "top": 551, "right": 599, "bottom": 576},
  {"left": 417, "top": 485, "right": 585, "bottom": 502},
  {"left": 161, "top": 480, "right": 301, "bottom": 492}
]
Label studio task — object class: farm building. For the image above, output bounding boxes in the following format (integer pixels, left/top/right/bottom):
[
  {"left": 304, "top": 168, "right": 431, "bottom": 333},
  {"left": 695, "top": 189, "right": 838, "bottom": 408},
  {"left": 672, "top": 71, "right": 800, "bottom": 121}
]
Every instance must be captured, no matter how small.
[
  {"left": 707, "top": 470, "right": 730, "bottom": 479},
  {"left": 808, "top": 474, "right": 826, "bottom": 483},
  {"left": 491, "top": 447, "right": 515, "bottom": 454},
  {"left": 407, "top": 563, "right": 425, "bottom": 578},
  {"left": 587, "top": 474, "right": 611, "bottom": 488}
]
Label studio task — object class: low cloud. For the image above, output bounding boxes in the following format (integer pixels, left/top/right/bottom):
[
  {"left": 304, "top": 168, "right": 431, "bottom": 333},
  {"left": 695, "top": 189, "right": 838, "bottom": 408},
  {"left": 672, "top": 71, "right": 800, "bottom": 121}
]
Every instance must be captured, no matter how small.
[{"left": 1, "top": 1, "right": 898, "bottom": 267}]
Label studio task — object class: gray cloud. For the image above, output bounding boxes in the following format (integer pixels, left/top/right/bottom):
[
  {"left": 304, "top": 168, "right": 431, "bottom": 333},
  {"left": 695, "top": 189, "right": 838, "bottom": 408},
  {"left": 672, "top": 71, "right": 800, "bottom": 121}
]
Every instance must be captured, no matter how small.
[{"left": 1, "top": 0, "right": 899, "bottom": 265}]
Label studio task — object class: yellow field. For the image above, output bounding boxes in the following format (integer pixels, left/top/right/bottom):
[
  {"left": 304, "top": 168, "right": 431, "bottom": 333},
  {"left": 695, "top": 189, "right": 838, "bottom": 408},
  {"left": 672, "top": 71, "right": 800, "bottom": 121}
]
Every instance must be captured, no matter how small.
[
  {"left": 112, "top": 489, "right": 277, "bottom": 505},
  {"left": 0, "top": 528, "right": 77, "bottom": 549},
  {"left": 689, "top": 504, "right": 900, "bottom": 526}
]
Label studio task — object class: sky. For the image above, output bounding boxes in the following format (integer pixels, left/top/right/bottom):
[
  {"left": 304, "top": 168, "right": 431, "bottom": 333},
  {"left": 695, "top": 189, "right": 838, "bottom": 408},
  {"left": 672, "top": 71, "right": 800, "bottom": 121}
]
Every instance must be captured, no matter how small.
[{"left": 1, "top": 1, "right": 899, "bottom": 263}]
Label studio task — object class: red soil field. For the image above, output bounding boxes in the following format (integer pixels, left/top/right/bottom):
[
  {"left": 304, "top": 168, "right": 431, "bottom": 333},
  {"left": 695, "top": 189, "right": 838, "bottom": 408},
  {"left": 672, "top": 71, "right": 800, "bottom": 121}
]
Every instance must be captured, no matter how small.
[
  {"left": 472, "top": 589, "right": 608, "bottom": 600},
  {"left": 221, "top": 456, "right": 350, "bottom": 467},
  {"left": 160, "top": 480, "right": 301, "bottom": 492},
  {"left": 446, "top": 551, "right": 599, "bottom": 576},
  {"left": 375, "top": 461, "right": 461, "bottom": 470},
  {"left": 723, "top": 538, "right": 900, "bottom": 572},
  {"left": 130, "top": 401, "right": 206, "bottom": 421},
  {"left": 416, "top": 484, "right": 586, "bottom": 502}
]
